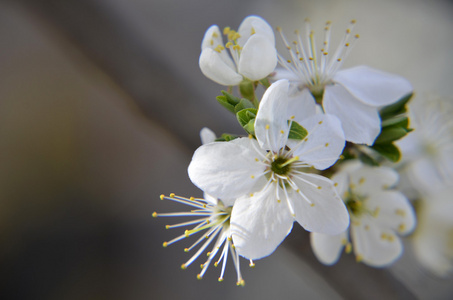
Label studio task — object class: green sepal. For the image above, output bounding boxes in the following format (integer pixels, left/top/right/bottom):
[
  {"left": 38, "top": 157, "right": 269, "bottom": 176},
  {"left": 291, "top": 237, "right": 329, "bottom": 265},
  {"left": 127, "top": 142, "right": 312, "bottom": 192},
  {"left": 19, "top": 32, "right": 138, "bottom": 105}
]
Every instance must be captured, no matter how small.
[
  {"left": 234, "top": 98, "right": 255, "bottom": 113},
  {"left": 358, "top": 151, "right": 380, "bottom": 166},
  {"left": 259, "top": 77, "right": 271, "bottom": 88},
  {"left": 380, "top": 93, "right": 413, "bottom": 120},
  {"left": 215, "top": 133, "right": 238, "bottom": 142},
  {"left": 216, "top": 91, "right": 241, "bottom": 113},
  {"left": 236, "top": 108, "right": 257, "bottom": 136},
  {"left": 371, "top": 143, "right": 401, "bottom": 162},
  {"left": 288, "top": 121, "right": 308, "bottom": 140},
  {"left": 239, "top": 80, "right": 255, "bottom": 101},
  {"left": 381, "top": 115, "right": 409, "bottom": 128}
]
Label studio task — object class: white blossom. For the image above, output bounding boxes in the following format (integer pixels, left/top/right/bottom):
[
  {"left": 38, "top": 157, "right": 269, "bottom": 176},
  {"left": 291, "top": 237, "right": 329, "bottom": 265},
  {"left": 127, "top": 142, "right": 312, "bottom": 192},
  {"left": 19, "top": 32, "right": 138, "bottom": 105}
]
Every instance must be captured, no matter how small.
[
  {"left": 273, "top": 20, "right": 413, "bottom": 145},
  {"left": 199, "top": 15, "right": 277, "bottom": 85},
  {"left": 311, "top": 161, "right": 416, "bottom": 267},
  {"left": 188, "top": 80, "right": 349, "bottom": 260}
]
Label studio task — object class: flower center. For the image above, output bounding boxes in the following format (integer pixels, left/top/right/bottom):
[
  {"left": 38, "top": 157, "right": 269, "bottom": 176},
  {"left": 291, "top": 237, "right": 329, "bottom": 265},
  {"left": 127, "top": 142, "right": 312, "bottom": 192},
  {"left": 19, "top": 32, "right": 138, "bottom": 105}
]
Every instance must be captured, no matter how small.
[
  {"left": 271, "top": 156, "right": 291, "bottom": 176},
  {"left": 344, "top": 190, "right": 367, "bottom": 217}
]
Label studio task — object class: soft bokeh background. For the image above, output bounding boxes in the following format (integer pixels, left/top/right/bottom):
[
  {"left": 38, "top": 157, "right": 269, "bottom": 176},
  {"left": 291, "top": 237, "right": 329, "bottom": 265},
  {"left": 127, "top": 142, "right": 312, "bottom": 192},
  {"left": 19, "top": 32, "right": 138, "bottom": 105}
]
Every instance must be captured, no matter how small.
[{"left": 0, "top": 0, "right": 452, "bottom": 299}]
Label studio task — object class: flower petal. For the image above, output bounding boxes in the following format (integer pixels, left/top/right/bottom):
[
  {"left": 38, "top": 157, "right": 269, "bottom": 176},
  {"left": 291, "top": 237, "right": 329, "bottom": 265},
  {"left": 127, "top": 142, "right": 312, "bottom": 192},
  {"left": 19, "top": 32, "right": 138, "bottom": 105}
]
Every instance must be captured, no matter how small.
[
  {"left": 238, "top": 34, "right": 277, "bottom": 81},
  {"left": 365, "top": 190, "right": 416, "bottom": 235},
  {"left": 255, "top": 79, "right": 290, "bottom": 152},
  {"left": 291, "top": 114, "right": 345, "bottom": 170},
  {"left": 351, "top": 216, "right": 403, "bottom": 267},
  {"left": 188, "top": 138, "right": 266, "bottom": 199},
  {"left": 199, "top": 48, "right": 242, "bottom": 86},
  {"left": 333, "top": 66, "right": 413, "bottom": 107},
  {"left": 200, "top": 127, "right": 217, "bottom": 145},
  {"left": 201, "top": 25, "right": 236, "bottom": 71},
  {"left": 290, "top": 173, "right": 349, "bottom": 234},
  {"left": 349, "top": 165, "right": 399, "bottom": 196},
  {"left": 323, "top": 84, "right": 381, "bottom": 145},
  {"left": 237, "top": 15, "right": 275, "bottom": 47},
  {"left": 310, "top": 231, "right": 347, "bottom": 265},
  {"left": 230, "top": 184, "right": 294, "bottom": 260},
  {"left": 287, "top": 88, "right": 317, "bottom": 122}
]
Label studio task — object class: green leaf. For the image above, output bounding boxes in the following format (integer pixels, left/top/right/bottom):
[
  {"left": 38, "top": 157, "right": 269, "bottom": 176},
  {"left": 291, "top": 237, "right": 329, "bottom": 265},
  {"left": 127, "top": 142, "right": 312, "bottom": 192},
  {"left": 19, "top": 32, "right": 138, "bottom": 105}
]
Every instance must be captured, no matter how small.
[
  {"left": 236, "top": 108, "right": 257, "bottom": 135},
  {"left": 374, "top": 126, "right": 410, "bottom": 144},
  {"left": 234, "top": 98, "right": 255, "bottom": 113},
  {"left": 358, "top": 151, "right": 380, "bottom": 166},
  {"left": 259, "top": 77, "right": 271, "bottom": 88},
  {"left": 288, "top": 121, "right": 308, "bottom": 140},
  {"left": 380, "top": 93, "right": 413, "bottom": 120},
  {"left": 371, "top": 143, "right": 401, "bottom": 162},
  {"left": 215, "top": 133, "right": 238, "bottom": 142},
  {"left": 381, "top": 115, "right": 409, "bottom": 128},
  {"left": 216, "top": 95, "right": 236, "bottom": 113}
]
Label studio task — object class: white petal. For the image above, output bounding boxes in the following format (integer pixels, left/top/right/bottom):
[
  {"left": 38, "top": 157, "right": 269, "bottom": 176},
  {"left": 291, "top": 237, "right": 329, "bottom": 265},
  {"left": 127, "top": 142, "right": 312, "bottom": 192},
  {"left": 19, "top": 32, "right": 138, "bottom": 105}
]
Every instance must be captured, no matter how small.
[
  {"left": 290, "top": 173, "right": 349, "bottom": 234},
  {"left": 291, "top": 114, "right": 345, "bottom": 170},
  {"left": 333, "top": 66, "right": 413, "bottom": 107},
  {"left": 201, "top": 25, "right": 236, "bottom": 71},
  {"left": 324, "top": 84, "right": 381, "bottom": 145},
  {"left": 350, "top": 165, "right": 399, "bottom": 196},
  {"left": 287, "top": 88, "right": 317, "bottom": 122},
  {"left": 255, "top": 79, "right": 290, "bottom": 152},
  {"left": 188, "top": 139, "right": 266, "bottom": 199},
  {"left": 237, "top": 15, "right": 275, "bottom": 47},
  {"left": 310, "top": 231, "right": 347, "bottom": 265},
  {"left": 230, "top": 184, "right": 294, "bottom": 260},
  {"left": 238, "top": 34, "right": 277, "bottom": 81},
  {"left": 203, "top": 193, "right": 218, "bottom": 205},
  {"left": 365, "top": 191, "right": 416, "bottom": 235},
  {"left": 351, "top": 216, "right": 403, "bottom": 267},
  {"left": 199, "top": 48, "right": 242, "bottom": 86},
  {"left": 200, "top": 127, "right": 216, "bottom": 145}
]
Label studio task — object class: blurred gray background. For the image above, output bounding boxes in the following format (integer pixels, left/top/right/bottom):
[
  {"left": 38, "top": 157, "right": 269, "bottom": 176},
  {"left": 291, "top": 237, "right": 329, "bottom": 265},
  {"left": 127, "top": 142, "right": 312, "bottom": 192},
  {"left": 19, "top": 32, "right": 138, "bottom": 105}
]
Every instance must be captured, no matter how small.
[{"left": 0, "top": 0, "right": 452, "bottom": 299}]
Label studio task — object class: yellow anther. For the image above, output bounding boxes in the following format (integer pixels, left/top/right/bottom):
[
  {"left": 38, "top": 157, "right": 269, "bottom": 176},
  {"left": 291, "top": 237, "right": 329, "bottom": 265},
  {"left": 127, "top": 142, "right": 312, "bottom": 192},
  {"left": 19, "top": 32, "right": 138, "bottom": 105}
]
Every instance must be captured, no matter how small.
[
  {"left": 227, "top": 236, "right": 232, "bottom": 241},
  {"left": 214, "top": 45, "right": 225, "bottom": 53},
  {"left": 345, "top": 243, "right": 352, "bottom": 253},
  {"left": 341, "top": 238, "right": 347, "bottom": 245},
  {"left": 355, "top": 34, "right": 360, "bottom": 38},
  {"left": 190, "top": 196, "right": 195, "bottom": 201},
  {"left": 276, "top": 26, "right": 282, "bottom": 32},
  {"left": 237, "top": 280, "right": 245, "bottom": 286},
  {"left": 210, "top": 39, "right": 214, "bottom": 46},
  {"left": 184, "top": 248, "right": 189, "bottom": 252},
  {"left": 277, "top": 199, "right": 281, "bottom": 203},
  {"left": 152, "top": 212, "right": 158, "bottom": 218},
  {"left": 255, "top": 158, "right": 259, "bottom": 162},
  {"left": 356, "top": 254, "right": 363, "bottom": 262},
  {"left": 325, "top": 143, "right": 329, "bottom": 147},
  {"left": 373, "top": 207, "right": 381, "bottom": 218},
  {"left": 346, "top": 29, "right": 351, "bottom": 34},
  {"left": 218, "top": 277, "right": 224, "bottom": 282},
  {"left": 299, "top": 57, "right": 303, "bottom": 61},
  {"left": 251, "top": 27, "right": 256, "bottom": 35},
  {"left": 318, "top": 121, "right": 323, "bottom": 124},
  {"left": 248, "top": 134, "right": 253, "bottom": 139},
  {"left": 398, "top": 223, "right": 406, "bottom": 232},
  {"left": 287, "top": 59, "right": 292, "bottom": 63},
  {"left": 165, "top": 225, "right": 170, "bottom": 229},
  {"left": 170, "top": 193, "right": 175, "bottom": 198},
  {"left": 163, "top": 242, "right": 168, "bottom": 248},
  {"left": 359, "top": 177, "right": 366, "bottom": 185},
  {"left": 251, "top": 175, "right": 255, "bottom": 179},
  {"left": 339, "top": 155, "right": 345, "bottom": 159},
  {"left": 324, "top": 27, "right": 329, "bottom": 31},
  {"left": 388, "top": 235, "right": 395, "bottom": 242},
  {"left": 197, "top": 274, "right": 202, "bottom": 280},
  {"left": 225, "top": 41, "right": 233, "bottom": 48},
  {"left": 290, "top": 115, "right": 295, "bottom": 119},
  {"left": 232, "top": 45, "right": 241, "bottom": 51},
  {"left": 184, "top": 230, "right": 189, "bottom": 237},
  {"left": 212, "top": 32, "right": 219, "bottom": 38},
  {"left": 206, "top": 219, "right": 210, "bottom": 224},
  {"left": 351, "top": 19, "right": 357, "bottom": 24},
  {"left": 223, "top": 27, "right": 231, "bottom": 35},
  {"left": 265, "top": 124, "right": 270, "bottom": 129},
  {"left": 337, "top": 58, "right": 342, "bottom": 62},
  {"left": 310, "top": 203, "right": 315, "bottom": 207},
  {"left": 345, "top": 43, "right": 350, "bottom": 47},
  {"left": 309, "top": 57, "right": 313, "bottom": 61},
  {"left": 326, "top": 21, "right": 332, "bottom": 25},
  {"left": 381, "top": 233, "right": 388, "bottom": 240},
  {"left": 323, "top": 52, "right": 328, "bottom": 55},
  {"left": 349, "top": 183, "right": 356, "bottom": 190},
  {"left": 250, "top": 193, "right": 254, "bottom": 197},
  {"left": 317, "top": 186, "right": 322, "bottom": 190},
  {"left": 181, "top": 264, "right": 187, "bottom": 270},
  {"left": 200, "top": 263, "right": 204, "bottom": 268},
  {"left": 304, "top": 138, "right": 308, "bottom": 142},
  {"left": 160, "top": 194, "right": 165, "bottom": 200},
  {"left": 249, "top": 262, "right": 255, "bottom": 268},
  {"left": 395, "top": 209, "right": 406, "bottom": 216},
  {"left": 232, "top": 32, "right": 241, "bottom": 40},
  {"left": 280, "top": 130, "right": 285, "bottom": 134},
  {"left": 334, "top": 182, "right": 338, "bottom": 187}
]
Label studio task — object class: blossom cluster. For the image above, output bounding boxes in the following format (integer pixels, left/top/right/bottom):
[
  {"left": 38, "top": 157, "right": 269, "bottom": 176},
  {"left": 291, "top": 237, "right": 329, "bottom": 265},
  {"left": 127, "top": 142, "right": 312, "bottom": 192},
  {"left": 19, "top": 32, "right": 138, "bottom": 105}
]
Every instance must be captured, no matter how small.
[{"left": 151, "top": 15, "right": 450, "bottom": 285}]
